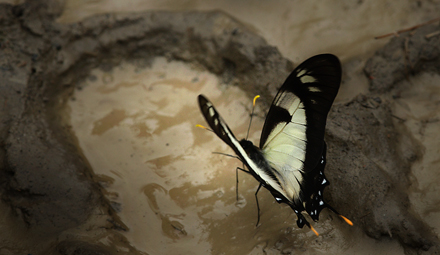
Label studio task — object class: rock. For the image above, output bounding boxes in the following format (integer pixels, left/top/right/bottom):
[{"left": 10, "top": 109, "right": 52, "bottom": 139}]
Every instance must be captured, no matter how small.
[{"left": 364, "top": 23, "right": 440, "bottom": 92}]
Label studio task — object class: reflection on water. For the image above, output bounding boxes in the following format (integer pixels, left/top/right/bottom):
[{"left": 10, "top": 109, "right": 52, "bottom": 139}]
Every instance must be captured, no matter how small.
[{"left": 68, "top": 57, "right": 406, "bottom": 254}]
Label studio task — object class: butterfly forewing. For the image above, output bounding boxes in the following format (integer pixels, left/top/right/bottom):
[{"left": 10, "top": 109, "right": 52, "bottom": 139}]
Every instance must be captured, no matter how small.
[
  {"left": 198, "top": 95, "right": 239, "bottom": 150},
  {"left": 260, "top": 54, "right": 341, "bottom": 173}
]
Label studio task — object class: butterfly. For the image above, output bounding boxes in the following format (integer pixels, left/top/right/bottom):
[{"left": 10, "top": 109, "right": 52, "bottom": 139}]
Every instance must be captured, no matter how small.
[{"left": 197, "top": 54, "right": 352, "bottom": 235}]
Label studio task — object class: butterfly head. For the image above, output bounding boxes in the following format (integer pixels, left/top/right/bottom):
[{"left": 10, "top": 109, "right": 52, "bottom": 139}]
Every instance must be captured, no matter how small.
[{"left": 239, "top": 139, "right": 255, "bottom": 152}]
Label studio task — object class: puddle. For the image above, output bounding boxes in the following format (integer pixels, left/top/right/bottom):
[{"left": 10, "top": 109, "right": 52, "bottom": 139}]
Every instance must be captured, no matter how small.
[{"left": 68, "top": 57, "right": 264, "bottom": 254}]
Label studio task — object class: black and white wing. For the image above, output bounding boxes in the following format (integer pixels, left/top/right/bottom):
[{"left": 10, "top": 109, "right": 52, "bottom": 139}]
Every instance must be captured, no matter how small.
[{"left": 259, "top": 54, "right": 341, "bottom": 204}]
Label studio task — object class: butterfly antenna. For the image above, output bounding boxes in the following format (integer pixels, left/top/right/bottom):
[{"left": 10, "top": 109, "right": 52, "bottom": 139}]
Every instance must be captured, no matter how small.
[
  {"left": 245, "top": 95, "right": 260, "bottom": 140},
  {"left": 196, "top": 124, "right": 213, "bottom": 132}
]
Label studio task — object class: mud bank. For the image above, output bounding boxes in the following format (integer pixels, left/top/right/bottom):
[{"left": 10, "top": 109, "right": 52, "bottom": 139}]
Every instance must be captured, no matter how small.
[{"left": 0, "top": 0, "right": 439, "bottom": 254}]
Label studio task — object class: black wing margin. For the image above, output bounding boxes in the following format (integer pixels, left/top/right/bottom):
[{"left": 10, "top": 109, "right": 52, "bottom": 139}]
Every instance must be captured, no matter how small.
[{"left": 259, "top": 54, "right": 341, "bottom": 171}]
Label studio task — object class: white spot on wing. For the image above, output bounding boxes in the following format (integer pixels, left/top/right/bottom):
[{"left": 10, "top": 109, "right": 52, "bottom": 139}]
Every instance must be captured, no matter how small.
[
  {"left": 208, "top": 107, "right": 215, "bottom": 117},
  {"left": 308, "top": 87, "right": 321, "bottom": 92},
  {"left": 300, "top": 75, "right": 317, "bottom": 84},
  {"left": 297, "top": 69, "right": 316, "bottom": 84},
  {"left": 297, "top": 69, "right": 307, "bottom": 77}
]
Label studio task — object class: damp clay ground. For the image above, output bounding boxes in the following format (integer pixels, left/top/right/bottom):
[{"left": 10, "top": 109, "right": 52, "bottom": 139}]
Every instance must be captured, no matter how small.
[{"left": 1, "top": 1, "right": 440, "bottom": 255}]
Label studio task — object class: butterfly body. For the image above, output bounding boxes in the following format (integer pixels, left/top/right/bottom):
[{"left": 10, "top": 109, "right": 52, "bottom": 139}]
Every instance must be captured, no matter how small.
[{"left": 198, "top": 54, "right": 351, "bottom": 232}]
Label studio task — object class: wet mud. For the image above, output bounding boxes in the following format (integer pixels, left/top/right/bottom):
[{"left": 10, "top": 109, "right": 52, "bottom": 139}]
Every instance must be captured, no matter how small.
[{"left": 0, "top": 0, "right": 439, "bottom": 254}]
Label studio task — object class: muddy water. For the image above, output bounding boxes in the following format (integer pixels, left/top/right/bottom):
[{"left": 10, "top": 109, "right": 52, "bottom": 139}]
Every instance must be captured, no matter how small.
[
  {"left": 58, "top": 0, "right": 440, "bottom": 254},
  {"left": 69, "top": 58, "right": 267, "bottom": 254}
]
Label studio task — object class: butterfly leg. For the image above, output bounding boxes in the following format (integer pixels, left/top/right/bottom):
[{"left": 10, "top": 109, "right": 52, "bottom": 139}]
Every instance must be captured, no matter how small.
[
  {"left": 235, "top": 166, "right": 250, "bottom": 201},
  {"left": 236, "top": 166, "right": 239, "bottom": 201},
  {"left": 255, "top": 183, "right": 263, "bottom": 226}
]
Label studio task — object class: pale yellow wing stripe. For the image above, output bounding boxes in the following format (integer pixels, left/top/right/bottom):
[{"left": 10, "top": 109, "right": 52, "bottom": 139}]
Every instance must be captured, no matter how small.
[
  {"left": 262, "top": 123, "right": 307, "bottom": 171},
  {"left": 261, "top": 98, "right": 308, "bottom": 201},
  {"left": 262, "top": 126, "right": 306, "bottom": 200},
  {"left": 273, "top": 92, "right": 301, "bottom": 116},
  {"left": 262, "top": 150, "right": 303, "bottom": 200}
]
